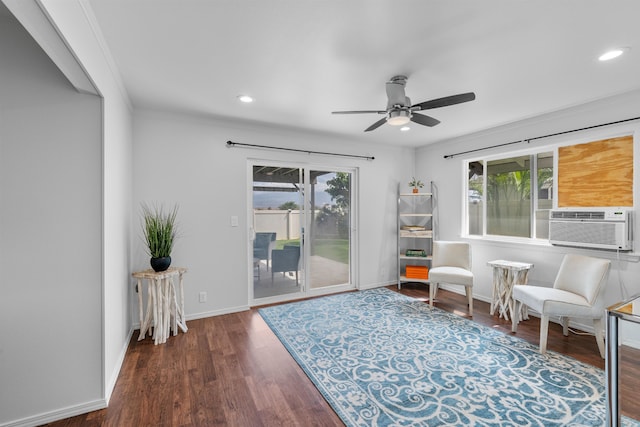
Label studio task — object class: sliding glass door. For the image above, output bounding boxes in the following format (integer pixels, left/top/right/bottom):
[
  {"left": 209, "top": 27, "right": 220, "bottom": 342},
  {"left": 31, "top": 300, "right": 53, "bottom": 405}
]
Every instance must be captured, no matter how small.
[
  {"left": 251, "top": 165, "right": 305, "bottom": 300},
  {"left": 250, "top": 162, "right": 355, "bottom": 304},
  {"left": 307, "top": 169, "right": 351, "bottom": 290}
]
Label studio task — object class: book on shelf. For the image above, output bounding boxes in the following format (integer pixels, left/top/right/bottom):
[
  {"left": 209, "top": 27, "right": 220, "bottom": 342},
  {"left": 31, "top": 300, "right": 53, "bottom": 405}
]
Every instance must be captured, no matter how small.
[
  {"left": 405, "top": 249, "right": 426, "bottom": 257},
  {"left": 400, "top": 225, "right": 426, "bottom": 231},
  {"left": 400, "top": 229, "right": 432, "bottom": 237}
]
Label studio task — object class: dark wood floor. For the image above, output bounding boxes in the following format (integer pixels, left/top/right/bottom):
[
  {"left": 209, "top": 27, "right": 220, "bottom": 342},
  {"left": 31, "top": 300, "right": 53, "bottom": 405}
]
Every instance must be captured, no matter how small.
[{"left": 46, "top": 284, "right": 638, "bottom": 426}]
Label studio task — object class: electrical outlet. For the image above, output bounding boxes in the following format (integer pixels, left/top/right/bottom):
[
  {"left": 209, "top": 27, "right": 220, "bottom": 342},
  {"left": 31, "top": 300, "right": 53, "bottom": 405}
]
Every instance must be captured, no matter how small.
[{"left": 199, "top": 291, "right": 207, "bottom": 303}]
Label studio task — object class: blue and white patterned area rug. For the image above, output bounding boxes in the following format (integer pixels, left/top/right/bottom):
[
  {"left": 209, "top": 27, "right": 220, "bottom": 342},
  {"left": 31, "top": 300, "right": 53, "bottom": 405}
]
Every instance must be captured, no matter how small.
[{"left": 259, "top": 287, "right": 639, "bottom": 427}]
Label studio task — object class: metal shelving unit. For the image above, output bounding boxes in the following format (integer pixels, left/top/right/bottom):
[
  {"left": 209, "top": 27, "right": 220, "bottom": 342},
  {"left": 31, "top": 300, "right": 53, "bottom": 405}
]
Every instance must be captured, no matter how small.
[{"left": 397, "top": 182, "right": 435, "bottom": 288}]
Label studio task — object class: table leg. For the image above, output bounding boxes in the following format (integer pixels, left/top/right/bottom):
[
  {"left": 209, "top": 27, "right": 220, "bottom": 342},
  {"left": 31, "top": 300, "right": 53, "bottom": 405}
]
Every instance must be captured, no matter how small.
[
  {"left": 136, "top": 278, "right": 146, "bottom": 340},
  {"left": 141, "top": 280, "right": 154, "bottom": 339},
  {"left": 606, "top": 313, "right": 620, "bottom": 427},
  {"left": 491, "top": 267, "right": 511, "bottom": 319},
  {"left": 490, "top": 267, "right": 499, "bottom": 315},
  {"left": 162, "top": 278, "right": 170, "bottom": 344},
  {"left": 169, "top": 277, "right": 178, "bottom": 336},
  {"left": 152, "top": 279, "right": 163, "bottom": 345},
  {"left": 179, "top": 272, "right": 188, "bottom": 332},
  {"left": 497, "top": 270, "right": 509, "bottom": 321},
  {"left": 503, "top": 270, "right": 519, "bottom": 321}
]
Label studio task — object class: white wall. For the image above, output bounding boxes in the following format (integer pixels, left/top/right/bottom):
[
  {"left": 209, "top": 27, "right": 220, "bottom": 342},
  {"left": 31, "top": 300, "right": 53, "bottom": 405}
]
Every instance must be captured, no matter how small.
[
  {"left": 101, "top": 94, "right": 133, "bottom": 401},
  {"left": 132, "top": 110, "right": 413, "bottom": 320},
  {"left": 0, "top": 8, "right": 103, "bottom": 425},
  {"left": 32, "top": 0, "right": 135, "bottom": 405},
  {"left": 0, "top": 1, "right": 134, "bottom": 425},
  {"left": 416, "top": 89, "right": 640, "bottom": 337}
]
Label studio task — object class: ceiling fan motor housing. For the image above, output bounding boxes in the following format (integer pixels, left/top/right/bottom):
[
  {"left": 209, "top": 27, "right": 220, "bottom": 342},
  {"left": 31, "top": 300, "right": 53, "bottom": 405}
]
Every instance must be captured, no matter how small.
[{"left": 386, "top": 76, "right": 410, "bottom": 109}]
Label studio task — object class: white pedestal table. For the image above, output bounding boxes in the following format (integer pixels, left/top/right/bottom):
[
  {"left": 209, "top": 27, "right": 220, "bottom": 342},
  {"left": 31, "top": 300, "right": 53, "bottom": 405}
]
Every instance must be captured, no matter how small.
[
  {"left": 487, "top": 260, "right": 534, "bottom": 321},
  {"left": 132, "top": 267, "right": 188, "bottom": 345}
]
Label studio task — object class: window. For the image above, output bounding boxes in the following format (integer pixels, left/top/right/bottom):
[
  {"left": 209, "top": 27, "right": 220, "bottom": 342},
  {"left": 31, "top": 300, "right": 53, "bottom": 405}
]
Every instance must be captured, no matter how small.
[{"left": 466, "top": 151, "right": 553, "bottom": 239}]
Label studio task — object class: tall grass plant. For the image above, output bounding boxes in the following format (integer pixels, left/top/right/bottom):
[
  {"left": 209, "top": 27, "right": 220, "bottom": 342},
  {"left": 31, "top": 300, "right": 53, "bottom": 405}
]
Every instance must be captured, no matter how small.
[{"left": 141, "top": 203, "right": 179, "bottom": 258}]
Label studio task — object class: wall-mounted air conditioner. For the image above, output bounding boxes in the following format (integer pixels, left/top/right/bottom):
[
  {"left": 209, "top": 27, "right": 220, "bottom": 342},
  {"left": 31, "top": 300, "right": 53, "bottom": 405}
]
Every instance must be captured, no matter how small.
[{"left": 549, "top": 209, "right": 633, "bottom": 251}]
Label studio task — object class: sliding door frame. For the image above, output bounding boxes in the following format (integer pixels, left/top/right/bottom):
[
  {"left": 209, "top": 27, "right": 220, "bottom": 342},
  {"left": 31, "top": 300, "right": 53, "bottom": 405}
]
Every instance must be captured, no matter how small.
[{"left": 248, "top": 158, "right": 359, "bottom": 306}]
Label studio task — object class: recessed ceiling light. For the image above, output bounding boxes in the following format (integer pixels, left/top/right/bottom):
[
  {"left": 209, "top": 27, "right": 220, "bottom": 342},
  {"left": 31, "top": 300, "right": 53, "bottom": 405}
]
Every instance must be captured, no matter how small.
[
  {"left": 400, "top": 126, "right": 411, "bottom": 132},
  {"left": 238, "top": 95, "right": 254, "bottom": 103},
  {"left": 598, "top": 47, "right": 629, "bottom": 61}
]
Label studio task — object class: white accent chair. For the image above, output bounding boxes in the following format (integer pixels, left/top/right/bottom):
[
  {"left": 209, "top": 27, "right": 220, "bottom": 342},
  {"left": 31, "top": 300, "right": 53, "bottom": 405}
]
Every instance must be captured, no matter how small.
[
  {"left": 511, "top": 254, "right": 611, "bottom": 358},
  {"left": 429, "top": 241, "right": 474, "bottom": 316}
]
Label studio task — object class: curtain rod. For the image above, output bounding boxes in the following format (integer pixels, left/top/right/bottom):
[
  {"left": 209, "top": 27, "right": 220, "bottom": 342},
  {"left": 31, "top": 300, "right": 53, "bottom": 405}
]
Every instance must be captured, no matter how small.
[
  {"left": 226, "top": 140, "right": 375, "bottom": 160},
  {"left": 444, "top": 116, "right": 640, "bottom": 159}
]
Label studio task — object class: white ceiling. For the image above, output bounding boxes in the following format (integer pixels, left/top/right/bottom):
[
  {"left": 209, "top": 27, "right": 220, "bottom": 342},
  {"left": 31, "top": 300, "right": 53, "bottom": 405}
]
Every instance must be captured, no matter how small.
[{"left": 87, "top": 0, "right": 640, "bottom": 147}]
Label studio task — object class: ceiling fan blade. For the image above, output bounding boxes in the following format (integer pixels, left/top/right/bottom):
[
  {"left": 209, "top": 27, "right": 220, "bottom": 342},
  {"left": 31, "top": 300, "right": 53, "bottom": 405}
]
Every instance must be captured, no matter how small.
[
  {"left": 332, "top": 110, "right": 386, "bottom": 115},
  {"left": 410, "top": 113, "right": 440, "bottom": 127},
  {"left": 412, "top": 92, "right": 476, "bottom": 111},
  {"left": 364, "top": 117, "right": 388, "bottom": 132}
]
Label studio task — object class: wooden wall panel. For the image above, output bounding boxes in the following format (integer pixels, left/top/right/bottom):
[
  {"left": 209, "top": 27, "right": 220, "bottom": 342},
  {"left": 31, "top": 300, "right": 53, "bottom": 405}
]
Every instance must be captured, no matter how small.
[{"left": 558, "top": 135, "right": 633, "bottom": 207}]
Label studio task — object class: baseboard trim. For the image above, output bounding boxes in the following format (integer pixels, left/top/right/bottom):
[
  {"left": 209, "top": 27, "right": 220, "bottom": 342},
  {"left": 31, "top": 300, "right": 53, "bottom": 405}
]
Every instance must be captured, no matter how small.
[
  {"left": 1, "top": 399, "right": 106, "bottom": 427},
  {"left": 359, "top": 281, "right": 395, "bottom": 290},
  {"left": 186, "top": 305, "right": 250, "bottom": 321},
  {"left": 105, "top": 327, "right": 134, "bottom": 405},
  {"left": 131, "top": 305, "right": 250, "bottom": 330}
]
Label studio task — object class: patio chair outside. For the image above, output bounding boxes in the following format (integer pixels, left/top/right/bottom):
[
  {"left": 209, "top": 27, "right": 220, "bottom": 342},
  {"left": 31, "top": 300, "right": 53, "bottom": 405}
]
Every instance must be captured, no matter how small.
[{"left": 254, "top": 232, "right": 276, "bottom": 271}]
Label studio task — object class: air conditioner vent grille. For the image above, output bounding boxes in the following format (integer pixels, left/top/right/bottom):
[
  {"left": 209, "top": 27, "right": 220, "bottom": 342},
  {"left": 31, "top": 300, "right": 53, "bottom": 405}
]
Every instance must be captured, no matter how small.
[
  {"left": 550, "top": 222, "right": 618, "bottom": 246},
  {"left": 550, "top": 211, "right": 605, "bottom": 220}
]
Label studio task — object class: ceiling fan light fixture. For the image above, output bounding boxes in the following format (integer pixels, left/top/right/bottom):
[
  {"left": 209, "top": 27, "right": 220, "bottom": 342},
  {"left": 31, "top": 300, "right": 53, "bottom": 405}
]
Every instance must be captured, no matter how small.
[{"left": 387, "top": 110, "right": 411, "bottom": 126}]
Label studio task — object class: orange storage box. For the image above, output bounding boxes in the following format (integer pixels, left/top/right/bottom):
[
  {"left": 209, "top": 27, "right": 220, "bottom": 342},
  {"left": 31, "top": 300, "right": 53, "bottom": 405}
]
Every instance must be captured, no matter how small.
[{"left": 405, "top": 265, "right": 429, "bottom": 279}]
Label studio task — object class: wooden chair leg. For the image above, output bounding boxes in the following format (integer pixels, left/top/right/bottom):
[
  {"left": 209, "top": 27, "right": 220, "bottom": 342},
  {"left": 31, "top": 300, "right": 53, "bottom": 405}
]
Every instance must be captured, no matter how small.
[
  {"left": 593, "top": 318, "right": 605, "bottom": 359},
  {"left": 429, "top": 283, "right": 437, "bottom": 308},
  {"left": 511, "top": 300, "right": 521, "bottom": 333},
  {"left": 539, "top": 315, "right": 550, "bottom": 354},
  {"left": 466, "top": 286, "right": 473, "bottom": 316}
]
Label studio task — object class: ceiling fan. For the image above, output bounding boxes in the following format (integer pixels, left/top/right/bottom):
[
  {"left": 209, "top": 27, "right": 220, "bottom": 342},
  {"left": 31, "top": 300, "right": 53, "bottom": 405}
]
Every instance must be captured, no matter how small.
[{"left": 332, "top": 75, "right": 476, "bottom": 132}]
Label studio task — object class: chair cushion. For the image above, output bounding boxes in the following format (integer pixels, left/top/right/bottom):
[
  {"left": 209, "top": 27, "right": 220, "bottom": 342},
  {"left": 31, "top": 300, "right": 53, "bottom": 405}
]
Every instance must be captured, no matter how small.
[
  {"left": 429, "top": 266, "right": 473, "bottom": 286},
  {"left": 512, "top": 285, "right": 600, "bottom": 318}
]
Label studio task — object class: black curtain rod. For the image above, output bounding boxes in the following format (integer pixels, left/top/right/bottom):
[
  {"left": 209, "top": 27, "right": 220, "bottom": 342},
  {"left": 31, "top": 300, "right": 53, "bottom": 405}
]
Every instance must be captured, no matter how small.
[
  {"left": 444, "top": 116, "right": 640, "bottom": 159},
  {"left": 226, "top": 140, "right": 375, "bottom": 160}
]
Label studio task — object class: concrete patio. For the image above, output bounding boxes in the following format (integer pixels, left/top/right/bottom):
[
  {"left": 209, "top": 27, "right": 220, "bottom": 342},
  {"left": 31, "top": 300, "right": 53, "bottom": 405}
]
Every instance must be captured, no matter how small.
[{"left": 253, "top": 255, "right": 349, "bottom": 299}]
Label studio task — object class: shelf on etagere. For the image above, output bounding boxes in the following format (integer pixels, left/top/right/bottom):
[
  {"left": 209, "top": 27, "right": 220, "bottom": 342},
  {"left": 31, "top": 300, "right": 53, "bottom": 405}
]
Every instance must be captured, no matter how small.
[
  {"left": 399, "top": 192, "right": 432, "bottom": 197},
  {"left": 399, "top": 254, "right": 433, "bottom": 261},
  {"left": 399, "top": 230, "right": 433, "bottom": 238},
  {"left": 399, "top": 275, "right": 430, "bottom": 284}
]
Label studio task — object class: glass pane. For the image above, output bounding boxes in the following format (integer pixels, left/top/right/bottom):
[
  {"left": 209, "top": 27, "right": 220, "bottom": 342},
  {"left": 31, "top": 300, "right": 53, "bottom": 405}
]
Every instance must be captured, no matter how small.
[
  {"left": 252, "top": 165, "right": 303, "bottom": 298},
  {"left": 468, "top": 161, "right": 484, "bottom": 236},
  {"left": 309, "top": 171, "right": 350, "bottom": 289},
  {"left": 535, "top": 151, "right": 553, "bottom": 239},
  {"left": 486, "top": 156, "right": 531, "bottom": 238}
]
